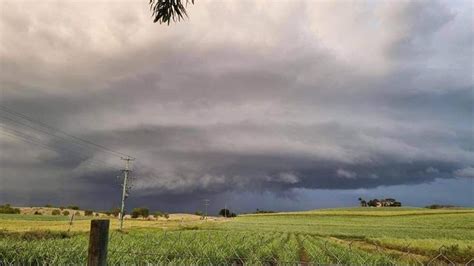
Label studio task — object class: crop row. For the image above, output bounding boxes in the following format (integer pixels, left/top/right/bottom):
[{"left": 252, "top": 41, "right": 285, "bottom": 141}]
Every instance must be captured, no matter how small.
[{"left": 0, "top": 230, "right": 429, "bottom": 265}]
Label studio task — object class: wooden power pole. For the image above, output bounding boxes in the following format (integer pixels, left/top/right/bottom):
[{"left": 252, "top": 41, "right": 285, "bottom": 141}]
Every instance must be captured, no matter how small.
[{"left": 119, "top": 157, "right": 134, "bottom": 231}]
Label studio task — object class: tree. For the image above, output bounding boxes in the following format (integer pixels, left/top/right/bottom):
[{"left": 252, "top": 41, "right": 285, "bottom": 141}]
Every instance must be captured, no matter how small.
[
  {"left": 219, "top": 208, "right": 231, "bottom": 217},
  {"left": 218, "top": 209, "right": 237, "bottom": 218},
  {"left": 255, "top": 209, "right": 275, "bottom": 214},
  {"left": 358, "top": 198, "right": 367, "bottom": 207},
  {"left": 367, "top": 199, "right": 380, "bottom": 207},
  {"left": 63, "top": 210, "right": 70, "bottom": 216},
  {"left": 110, "top": 207, "right": 121, "bottom": 217},
  {"left": 0, "top": 204, "right": 20, "bottom": 214},
  {"left": 84, "top": 210, "right": 94, "bottom": 216},
  {"left": 149, "top": 0, "right": 195, "bottom": 25},
  {"left": 131, "top": 207, "right": 150, "bottom": 218},
  {"left": 51, "top": 209, "right": 61, "bottom": 215}
]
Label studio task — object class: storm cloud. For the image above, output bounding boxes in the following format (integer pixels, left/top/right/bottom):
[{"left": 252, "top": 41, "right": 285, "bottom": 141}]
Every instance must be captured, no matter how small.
[{"left": 0, "top": 0, "right": 472, "bottom": 211}]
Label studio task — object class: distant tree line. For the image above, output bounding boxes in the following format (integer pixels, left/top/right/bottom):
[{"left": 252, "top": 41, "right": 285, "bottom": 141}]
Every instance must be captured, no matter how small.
[
  {"left": 103, "top": 207, "right": 121, "bottom": 217},
  {"left": 425, "top": 204, "right": 458, "bottom": 209},
  {"left": 0, "top": 204, "right": 20, "bottom": 214},
  {"left": 44, "top": 204, "right": 80, "bottom": 210},
  {"left": 358, "top": 198, "right": 401, "bottom": 207},
  {"left": 219, "top": 208, "right": 237, "bottom": 217},
  {"left": 255, "top": 209, "right": 276, "bottom": 214},
  {"left": 128, "top": 207, "right": 169, "bottom": 219},
  {"left": 131, "top": 207, "right": 149, "bottom": 218},
  {"left": 153, "top": 210, "right": 170, "bottom": 219}
]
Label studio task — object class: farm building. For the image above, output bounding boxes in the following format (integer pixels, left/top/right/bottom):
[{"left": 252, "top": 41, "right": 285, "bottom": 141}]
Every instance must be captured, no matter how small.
[{"left": 360, "top": 198, "right": 402, "bottom": 207}]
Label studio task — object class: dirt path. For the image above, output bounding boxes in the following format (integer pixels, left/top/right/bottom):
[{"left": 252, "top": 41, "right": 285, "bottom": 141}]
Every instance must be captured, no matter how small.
[
  {"left": 296, "top": 234, "right": 310, "bottom": 265},
  {"left": 329, "top": 236, "right": 429, "bottom": 264}
]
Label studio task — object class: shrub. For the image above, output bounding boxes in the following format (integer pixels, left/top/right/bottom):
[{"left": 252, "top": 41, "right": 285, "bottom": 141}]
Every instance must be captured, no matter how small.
[
  {"left": 67, "top": 205, "right": 80, "bottom": 210},
  {"left": 63, "top": 210, "right": 70, "bottom": 216},
  {"left": 51, "top": 209, "right": 61, "bottom": 215},
  {"left": 164, "top": 213, "right": 169, "bottom": 219},
  {"left": 84, "top": 210, "right": 93, "bottom": 216},
  {"left": 131, "top": 207, "right": 149, "bottom": 218},
  {"left": 255, "top": 209, "right": 275, "bottom": 214},
  {"left": 59, "top": 206, "right": 65, "bottom": 210},
  {"left": 426, "top": 204, "right": 456, "bottom": 209},
  {"left": 44, "top": 204, "right": 53, "bottom": 208},
  {"left": 111, "top": 207, "right": 121, "bottom": 217},
  {"left": 0, "top": 204, "right": 20, "bottom": 214},
  {"left": 194, "top": 211, "right": 203, "bottom": 216},
  {"left": 75, "top": 211, "right": 81, "bottom": 216},
  {"left": 154, "top": 211, "right": 164, "bottom": 218},
  {"left": 34, "top": 211, "right": 42, "bottom": 215}
]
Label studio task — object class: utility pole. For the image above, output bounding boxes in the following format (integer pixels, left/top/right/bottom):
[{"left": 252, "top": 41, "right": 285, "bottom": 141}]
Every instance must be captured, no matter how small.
[
  {"left": 203, "top": 199, "right": 210, "bottom": 220},
  {"left": 119, "top": 157, "right": 134, "bottom": 231},
  {"left": 224, "top": 202, "right": 227, "bottom": 218}
]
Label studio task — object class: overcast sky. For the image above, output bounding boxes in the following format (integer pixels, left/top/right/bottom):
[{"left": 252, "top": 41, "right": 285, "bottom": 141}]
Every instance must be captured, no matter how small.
[{"left": 0, "top": 0, "right": 472, "bottom": 213}]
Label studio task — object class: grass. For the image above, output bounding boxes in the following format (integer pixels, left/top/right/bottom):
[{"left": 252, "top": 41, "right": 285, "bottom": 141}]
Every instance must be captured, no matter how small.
[
  {"left": 0, "top": 213, "right": 207, "bottom": 232},
  {"left": 1, "top": 207, "right": 473, "bottom": 264}
]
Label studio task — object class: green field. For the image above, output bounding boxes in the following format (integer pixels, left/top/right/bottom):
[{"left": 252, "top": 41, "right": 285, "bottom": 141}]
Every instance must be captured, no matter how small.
[{"left": 1, "top": 207, "right": 473, "bottom": 265}]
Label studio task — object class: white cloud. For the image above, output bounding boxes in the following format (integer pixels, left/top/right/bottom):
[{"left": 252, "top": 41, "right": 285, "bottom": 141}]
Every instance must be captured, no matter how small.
[
  {"left": 426, "top": 167, "right": 440, "bottom": 174},
  {"left": 454, "top": 167, "right": 474, "bottom": 178},
  {"left": 369, "top": 174, "right": 379, "bottom": 179},
  {"left": 277, "top": 173, "right": 300, "bottom": 184},
  {"left": 336, "top": 169, "right": 357, "bottom": 179}
]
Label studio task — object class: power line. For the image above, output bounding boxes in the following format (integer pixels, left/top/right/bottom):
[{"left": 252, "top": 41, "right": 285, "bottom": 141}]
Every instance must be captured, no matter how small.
[
  {"left": 0, "top": 105, "right": 135, "bottom": 159},
  {"left": 0, "top": 123, "right": 117, "bottom": 168},
  {"left": 0, "top": 130, "right": 117, "bottom": 173},
  {"left": 0, "top": 105, "right": 137, "bottom": 218},
  {"left": 0, "top": 126, "right": 118, "bottom": 172},
  {"left": 0, "top": 119, "right": 112, "bottom": 166},
  {"left": 0, "top": 114, "right": 101, "bottom": 158},
  {"left": 0, "top": 107, "right": 173, "bottom": 204}
]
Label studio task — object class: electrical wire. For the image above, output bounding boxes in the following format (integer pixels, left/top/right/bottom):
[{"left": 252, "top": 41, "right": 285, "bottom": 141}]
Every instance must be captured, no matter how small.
[{"left": 0, "top": 105, "right": 135, "bottom": 159}]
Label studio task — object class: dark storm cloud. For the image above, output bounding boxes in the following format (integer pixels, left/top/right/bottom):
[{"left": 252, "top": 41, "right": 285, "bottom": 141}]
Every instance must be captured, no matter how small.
[{"left": 0, "top": 0, "right": 472, "bottom": 210}]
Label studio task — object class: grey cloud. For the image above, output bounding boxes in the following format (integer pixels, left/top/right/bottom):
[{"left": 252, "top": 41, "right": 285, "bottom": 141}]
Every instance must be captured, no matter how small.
[{"left": 381, "top": 0, "right": 456, "bottom": 59}]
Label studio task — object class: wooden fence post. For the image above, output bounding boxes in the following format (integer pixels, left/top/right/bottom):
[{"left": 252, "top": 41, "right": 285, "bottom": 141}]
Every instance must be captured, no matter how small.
[{"left": 87, "top": 219, "right": 110, "bottom": 266}]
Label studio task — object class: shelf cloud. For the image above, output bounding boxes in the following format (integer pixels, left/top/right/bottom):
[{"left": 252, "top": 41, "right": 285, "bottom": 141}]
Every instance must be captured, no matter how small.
[{"left": 0, "top": 0, "right": 472, "bottom": 210}]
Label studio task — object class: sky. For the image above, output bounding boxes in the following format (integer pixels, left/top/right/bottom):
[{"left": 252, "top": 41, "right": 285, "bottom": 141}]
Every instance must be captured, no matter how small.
[{"left": 0, "top": 0, "right": 472, "bottom": 213}]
